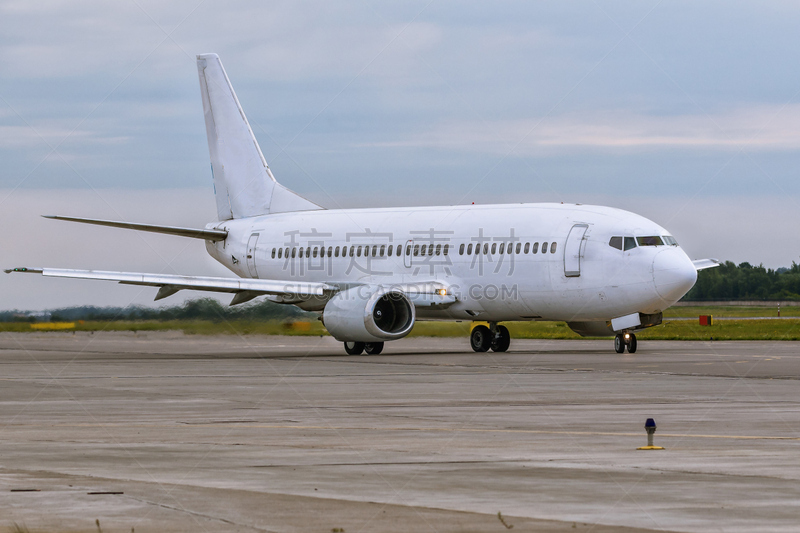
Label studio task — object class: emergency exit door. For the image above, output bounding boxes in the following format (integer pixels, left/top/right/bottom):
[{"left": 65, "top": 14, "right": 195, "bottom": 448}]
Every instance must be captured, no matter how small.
[{"left": 564, "top": 224, "right": 588, "bottom": 277}]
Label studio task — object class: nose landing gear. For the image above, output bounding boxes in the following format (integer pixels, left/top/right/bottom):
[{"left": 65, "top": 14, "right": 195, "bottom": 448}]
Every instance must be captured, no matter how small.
[{"left": 614, "top": 332, "right": 637, "bottom": 353}]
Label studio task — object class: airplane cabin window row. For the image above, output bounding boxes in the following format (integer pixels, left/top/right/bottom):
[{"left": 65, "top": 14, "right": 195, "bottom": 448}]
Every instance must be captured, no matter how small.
[
  {"left": 268, "top": 240, "right": 559, "bottom": 259},
  {"left": 458, "top": 241, "right": 556, "bottom": 255},
  {"left": 270, "top": 243, "right": 450, "bottom": 260}
]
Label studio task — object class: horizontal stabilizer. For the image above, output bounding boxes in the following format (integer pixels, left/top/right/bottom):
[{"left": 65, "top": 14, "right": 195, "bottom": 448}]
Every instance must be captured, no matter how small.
[
  {"left": 692, "top": 258, "right": 720, "bottom": 271},
  {"left": 43, "top": 215, "right": 228, "bottom": 241},
  {"left": 5, "top": 267, "right": 334, "bottom": 303}
]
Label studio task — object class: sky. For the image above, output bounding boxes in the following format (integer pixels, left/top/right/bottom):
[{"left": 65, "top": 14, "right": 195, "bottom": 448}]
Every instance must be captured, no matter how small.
[{"left": 2, "top": 0, "right": 800, "bottom": 310}]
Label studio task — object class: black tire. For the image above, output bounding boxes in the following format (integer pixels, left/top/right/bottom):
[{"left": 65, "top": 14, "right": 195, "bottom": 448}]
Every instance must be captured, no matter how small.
[
  {"left": 491, "top": 325, "right": 511, "bottom": 352},
  {"left": 344, "top": 341, "right": 365, "bottom": 355},
  {"left": 471, "top": 325, "right": 492, "bottom": 352},
  {"left": 627, "top": 334, "right": 637, "bottom": 354},
  {"left": 364, "top": 342, "right": 384, "bottom": 355},
  {"left": 614, "top": 334, "right": 625, "bottom": 353}
]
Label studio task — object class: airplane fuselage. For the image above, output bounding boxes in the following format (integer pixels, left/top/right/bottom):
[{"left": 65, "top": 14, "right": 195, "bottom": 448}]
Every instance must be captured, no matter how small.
[{"left": 206, "top": 202, "right": 697, "bottom": 323}]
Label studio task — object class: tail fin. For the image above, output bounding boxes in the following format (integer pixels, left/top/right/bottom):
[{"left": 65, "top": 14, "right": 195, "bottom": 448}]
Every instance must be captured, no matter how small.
[{"left": 196, "top": 53, "right": 322, "bottom": 220}]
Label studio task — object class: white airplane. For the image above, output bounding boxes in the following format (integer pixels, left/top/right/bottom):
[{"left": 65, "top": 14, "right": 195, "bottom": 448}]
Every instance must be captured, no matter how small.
[{"left": 7, "top": 54, "right": 719, "bottom": 355}]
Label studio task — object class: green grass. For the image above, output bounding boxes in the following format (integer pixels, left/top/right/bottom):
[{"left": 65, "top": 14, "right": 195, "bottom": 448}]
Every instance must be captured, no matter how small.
[
  {"left": 664, "top": 305, "right": 800, "bottom": 317},
  {"left": 3, "top": 307, "right": 800, "bottom": 340}
]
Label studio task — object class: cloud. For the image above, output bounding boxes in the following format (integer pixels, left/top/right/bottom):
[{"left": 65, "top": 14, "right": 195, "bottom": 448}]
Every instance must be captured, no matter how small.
[
  {"left": 365, "top": 105, "right": 800, "bottom": 155},
  {"left": 0, "top": 124, "right": 128, "bottom": 149}
]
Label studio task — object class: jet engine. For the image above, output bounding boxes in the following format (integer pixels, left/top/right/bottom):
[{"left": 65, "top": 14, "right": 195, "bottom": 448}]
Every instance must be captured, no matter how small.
[{"left": 322, "top": 287, "right": 415, "bottom": 342}]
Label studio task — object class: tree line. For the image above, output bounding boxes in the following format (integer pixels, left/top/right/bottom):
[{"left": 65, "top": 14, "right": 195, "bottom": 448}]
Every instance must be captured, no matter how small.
[
  {"left": 0, "top": 298, "right": 310, "bottom": 323},
  {"left": 684, "top": 261, "right": 800, "bottom": 301}
]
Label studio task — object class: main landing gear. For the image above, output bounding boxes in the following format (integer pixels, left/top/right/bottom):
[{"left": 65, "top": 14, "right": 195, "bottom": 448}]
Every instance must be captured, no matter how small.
[
  {"left": 343, "top": 341, "right": 384, "bottom": 355},
  {"left": 471, "top": 323, "right": 510, "bottom": 353},
  {"left": 614, "top": 332, "right": 637, "bottom": 354}
]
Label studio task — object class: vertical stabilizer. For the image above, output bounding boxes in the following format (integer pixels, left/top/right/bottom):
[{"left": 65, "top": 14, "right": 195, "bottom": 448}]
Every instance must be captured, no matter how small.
[{"left": 197, "top": 53, "right": 322, "bottom": 220}]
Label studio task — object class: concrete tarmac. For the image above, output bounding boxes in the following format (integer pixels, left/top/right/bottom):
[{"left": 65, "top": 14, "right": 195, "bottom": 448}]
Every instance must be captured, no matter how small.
[{"left": 1, "top": 332, "right": 799, "bottom": 532}]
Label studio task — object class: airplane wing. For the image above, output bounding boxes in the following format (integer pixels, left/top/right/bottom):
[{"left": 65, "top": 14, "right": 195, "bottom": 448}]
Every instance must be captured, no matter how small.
[
  {"left": 692, "top": 259, "right": 720, "bottom": 271},
  {"left": 5, "top": 267, "right": 335, "bottom": 306}
]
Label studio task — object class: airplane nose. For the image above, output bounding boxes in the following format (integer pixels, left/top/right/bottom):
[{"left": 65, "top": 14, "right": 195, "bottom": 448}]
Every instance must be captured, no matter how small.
[{"left": 652, "top": 248, "right": 697, "bottom": 302}]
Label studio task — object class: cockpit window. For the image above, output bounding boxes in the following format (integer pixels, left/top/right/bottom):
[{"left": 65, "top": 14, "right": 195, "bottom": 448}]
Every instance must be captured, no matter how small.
[
  {"left": 636, "top": 236, "right": 664, "bottom": 246},
  {"left": 663, "top": 235, "right": 678, "bottom": 246},
  {"left": 623, "top": 237, "right": 637, "bottom": 251},
  {"left": 609, "top": 236, "right": 622, "bottom": 250}
]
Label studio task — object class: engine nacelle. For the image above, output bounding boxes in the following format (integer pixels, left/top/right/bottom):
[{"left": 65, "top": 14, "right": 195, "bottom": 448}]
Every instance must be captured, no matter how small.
[{"left": 323, "top": 287, "right": 415, "bottom": 342}]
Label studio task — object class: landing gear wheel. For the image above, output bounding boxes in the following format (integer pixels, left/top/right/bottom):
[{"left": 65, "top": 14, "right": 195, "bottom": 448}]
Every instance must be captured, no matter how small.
[
  {"left": 470, "top": 325, "right": 492, "bottom": 352},
  {"left": 364, "top": 342, "right": 384, "bottom": 355},
  {"left": 491, "top": 325, "right": 511, "bottom": 352},
  {"left": 627, "top": 334, "right": 637, "bottom": 354},
  {"left": 614, "top": 334, "right": 625, "bottom": 354},
  {"left": 344, "top": 341, "right": 365, "bottom": 355}
]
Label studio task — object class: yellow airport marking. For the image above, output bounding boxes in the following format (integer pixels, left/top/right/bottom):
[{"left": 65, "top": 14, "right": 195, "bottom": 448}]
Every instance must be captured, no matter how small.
[
  {"left": 30, "top": 322, "right": 75, "bottom": 330},
  {"left": 7, "top": 423, "right": 800, "bottom": 441}
]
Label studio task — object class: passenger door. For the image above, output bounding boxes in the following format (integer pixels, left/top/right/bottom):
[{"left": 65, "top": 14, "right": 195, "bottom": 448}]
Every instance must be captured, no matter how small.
[{"left": 564, "top": 224, "right": 588, "bottom": 277}]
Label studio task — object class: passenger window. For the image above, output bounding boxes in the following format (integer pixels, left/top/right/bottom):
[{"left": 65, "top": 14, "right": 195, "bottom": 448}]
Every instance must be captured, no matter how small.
[
  {"left": 271, "top": 248, "right": 276, "bottom": 259},
  {"left": 335, "top": 246, "right": 340, "bottom": 257},
  {"left": 444, "top": 244, "right": 449, "bottom": 255},
  {"left": 312, "top": 247, "right": 318, "bottom": 258},
  {"left": 327, "top": 247, "right": 332, "bottom": 257},
  {"left": 541, "top": 242, "right": 548, "bottom": 253},
  {"left": 305, "top": 247, "right": 311, "bottom": 258},
  {"left": 624, "top": 237, "right": 636, "bottom": 251},
  {"left": 491, "top": 243, "right": 497, "bottom": 254},
  {"left": 520, "top": 243, "right": 525, "bottom": 254},
  {"left": 387, "top": 245, "right": 392, "bottom": 257},
  {"left": 349, "top": 246, "right": 355, "bottom": 257},
  {"left": 413, "top": 245, "right": 419, "bottom": 256},
  {"left": 278, "top": 248, "right": 282, "bottom": 259},
  {"left": 380, "top": 245, "right": 385, "bottom": 256},
  {"left": 372, "top": 246, "right": 377, "bottom": 257},
  {"left": 459, "top": 243, "right": 465, "bottom": 255},
  {"left": 355, "top": 246, "right": 361, "bottom": 257},
  {"left": 299, "top": 248, "right": 304, "bottom": 258},
  {"left": 435, "top": 244, "right": 442, "bottom": 255},
  {"left": 406, "top": 245, "right": 411, "bottom": 256},
  {"left": 609, "top": 236, "right": 622, "bottom": 250},
  {"left": 550, "top": 242, "right": 557, "bottom": 254},
  {"left": 483, "top": 243, "right": 489, "bottom": 254},
  {"left": 532, "top": 242, "right": 538, "bottom": 253},
  {"left": 467, "top": 243, "right": 473, "bottom": 255}
]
